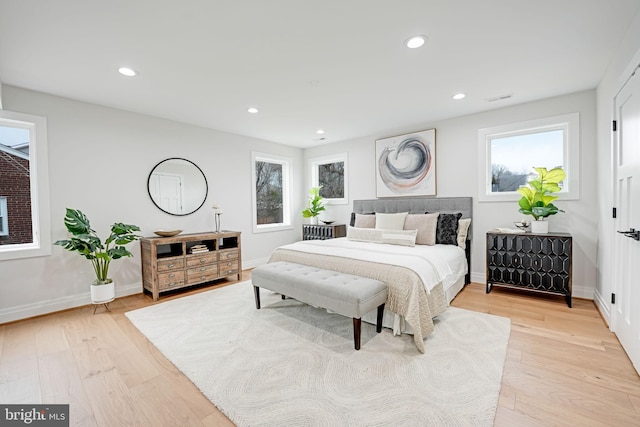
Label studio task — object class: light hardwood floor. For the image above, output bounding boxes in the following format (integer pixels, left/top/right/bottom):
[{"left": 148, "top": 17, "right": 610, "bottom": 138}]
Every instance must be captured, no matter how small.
[{"left": 1, "top": 272, "right": 639, "bottom": 426}]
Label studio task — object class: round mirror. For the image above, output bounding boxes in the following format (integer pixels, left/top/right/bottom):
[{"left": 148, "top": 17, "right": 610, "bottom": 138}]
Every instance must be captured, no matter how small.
[{"left": 147, "top": 158, "right": 208, "bottom": 216}]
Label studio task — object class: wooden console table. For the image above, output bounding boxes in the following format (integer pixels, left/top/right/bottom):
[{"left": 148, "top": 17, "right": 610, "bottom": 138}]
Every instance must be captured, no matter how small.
[{"left": 140, "top": 231, "right": 242, "bottom": 301}]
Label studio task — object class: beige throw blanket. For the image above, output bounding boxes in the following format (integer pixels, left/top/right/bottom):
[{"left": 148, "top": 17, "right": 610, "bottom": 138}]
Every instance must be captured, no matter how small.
[{"left": 269, "top": 248, "right": 448, "bottom": 353}]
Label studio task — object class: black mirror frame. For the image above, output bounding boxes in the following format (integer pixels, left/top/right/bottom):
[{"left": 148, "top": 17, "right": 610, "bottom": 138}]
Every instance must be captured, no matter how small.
[{"left": 147, "top": 157, "right": 208, "bottom": 216}]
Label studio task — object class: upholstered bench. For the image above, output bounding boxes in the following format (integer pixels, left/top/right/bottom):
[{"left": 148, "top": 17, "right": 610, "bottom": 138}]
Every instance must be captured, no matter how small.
[{"left": 251, "top": 261, "right": 388, "bottom": 350}]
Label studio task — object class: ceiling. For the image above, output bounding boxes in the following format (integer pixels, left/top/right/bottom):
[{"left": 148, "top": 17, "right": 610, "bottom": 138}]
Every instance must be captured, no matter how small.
[{"left": 1, "top": 0, "right": 639, "bottom": 148}]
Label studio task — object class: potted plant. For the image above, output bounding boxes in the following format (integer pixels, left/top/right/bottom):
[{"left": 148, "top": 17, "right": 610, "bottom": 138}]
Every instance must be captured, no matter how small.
[
  {"left": 301, "top": 186, "right": 326, "bottom": 225},
  {"left": 517, "top": 167, "right": 566, "bottom": 234},
  {"left": 54, "top": 208, "right": 141, "bottom": 304}
]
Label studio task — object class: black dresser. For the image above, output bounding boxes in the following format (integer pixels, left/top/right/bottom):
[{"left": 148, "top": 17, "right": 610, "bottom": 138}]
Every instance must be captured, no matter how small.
[{"left": 486, "top": 231, "right": 572, "bottom": 307}]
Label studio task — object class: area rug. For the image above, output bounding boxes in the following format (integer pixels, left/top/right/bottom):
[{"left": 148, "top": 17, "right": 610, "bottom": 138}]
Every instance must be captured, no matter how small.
[{"left": 125, "top": 281, "right": 511, "bottom": 426}]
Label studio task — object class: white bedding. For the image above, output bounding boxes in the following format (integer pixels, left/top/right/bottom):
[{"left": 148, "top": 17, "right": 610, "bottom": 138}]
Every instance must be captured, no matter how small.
[{"left": 274, "top": 237, "right": 468, "bottom": 296}]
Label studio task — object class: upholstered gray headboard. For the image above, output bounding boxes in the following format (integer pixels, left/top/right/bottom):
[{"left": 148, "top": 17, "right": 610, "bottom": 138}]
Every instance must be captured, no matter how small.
[
  {"left": 353, "top": 197, "right": 472, "bottom": 221},
  {"left": 352, "top": 197, "right": 473, "bottom": 283}
]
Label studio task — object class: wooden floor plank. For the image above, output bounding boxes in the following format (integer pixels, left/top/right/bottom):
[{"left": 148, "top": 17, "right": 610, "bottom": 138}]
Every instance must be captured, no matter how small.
[{"left": 38, "top": 350, "right": 97, "bottom": 426}]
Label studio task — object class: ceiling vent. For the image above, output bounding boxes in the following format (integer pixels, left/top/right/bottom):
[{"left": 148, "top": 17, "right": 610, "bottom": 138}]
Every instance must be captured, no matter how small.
[{"left": 486, "top": 94, "right": 514, "bottom": 103}]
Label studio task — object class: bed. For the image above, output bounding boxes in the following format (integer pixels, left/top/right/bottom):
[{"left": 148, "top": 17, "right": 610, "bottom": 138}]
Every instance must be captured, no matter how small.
[{"left": 268, "top": 197, "right": 472, "bottom": 353}]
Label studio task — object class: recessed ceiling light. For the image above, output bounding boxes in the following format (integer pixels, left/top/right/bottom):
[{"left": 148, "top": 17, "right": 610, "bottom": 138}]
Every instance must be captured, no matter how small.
[
  {"left": 452, "top": 93, "right": 466, "bottom": 100},
  {"left": 247, "top": 107, "right": 259, "bottom": 114},
  {"left": 405, "top": 35, "right": 427, "bottom": 49},
  {"left": 118, "top": 67, "right": 137, "bottom": 77},
  {"left": 316, "top": 129, "right": 325, "bottom": 135}
]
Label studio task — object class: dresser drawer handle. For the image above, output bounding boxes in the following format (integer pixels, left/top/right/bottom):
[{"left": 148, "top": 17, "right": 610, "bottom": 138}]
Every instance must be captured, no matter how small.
[
  {"left": 226, "top": 253, "right": 233, "bottom": 258},
  {"left": 168, "top": 264, "right": 175, "bottom": 268},
  {"left": 169, "top": 282, "right": 175, "bottom": 286},
  {"left": 226, "top": 262, "right": 232, "bottom": 266},
  {"left": 169, "top": 273, "right": 175, "bottom": 278},
  {"left": 227, "top": 270, "right": 234, "bottom": 274},
  {"left": 199, "top": 267, "right": 206, "bottom": 271},
  {"left": 201, "top": 275, "right": 206, "bottom": 280},
  {"left": 200, "top": 258, "right": 206, "bottom": 263}
]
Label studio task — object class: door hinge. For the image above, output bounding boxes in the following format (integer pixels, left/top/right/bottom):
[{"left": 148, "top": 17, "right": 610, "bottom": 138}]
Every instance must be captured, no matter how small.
[
  {"left": 611, "top": 293, "right": 616, "bottom": 304},
  {"left": 613, "top": 207, "right": 617, "bottom": 218},
  {"left": 613, "top": 120, "right": 617, "bottom": 131}
]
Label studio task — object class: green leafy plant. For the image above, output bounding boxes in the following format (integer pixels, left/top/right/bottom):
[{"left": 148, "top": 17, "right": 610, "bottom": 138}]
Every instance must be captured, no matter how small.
[
  {"left": 517, "top": 167, "right": 566, "bottom": 220},
  {"left": 54, "top": 208, "right": 141, "bottom": 284},
  {"left": 301, "top": 186, "right": 326, "bottom": 218}
]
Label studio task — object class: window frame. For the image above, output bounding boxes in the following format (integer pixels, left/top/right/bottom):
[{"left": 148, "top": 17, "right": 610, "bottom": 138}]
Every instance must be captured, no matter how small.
[
  {"left": 0, "top": 197, "right": 7, "bottom": 236},
  {"left": 477, "top": 113, "right": 580, "bottom": 202},
  {"left": 0, "top": 110, "right": 51, "bottom": 260},
  {"left": 309, "top": 152, "right": 348, "bottom": 205},
  {"left": 251, "top": 152, "right": 293, "bottom": 233}
]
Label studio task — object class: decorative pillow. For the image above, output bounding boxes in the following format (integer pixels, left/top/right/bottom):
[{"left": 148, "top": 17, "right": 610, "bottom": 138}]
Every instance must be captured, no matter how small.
[
  {"left": 435, "top": 212, "right": 462, "bottom": 245},
  {"left": 347, "top": 227, "right": 383, "bottom": 243},
  {"left": 350, "top": 212, "right": 374, "bottom": 227},
  {"left": 375, "top": 212, "right": 409, "bottom": 230},
  {"left": 381, "top": 229, "right": 418, "bottom": 247},
  {"left": 457, "top": 218, "right": 472, "bottom": 250},
  {"left": 404, "top": 213, "right": 439, "bottom": 245},
  {"left": 353, "top": 213, "right": 376, "bottom": 228}
]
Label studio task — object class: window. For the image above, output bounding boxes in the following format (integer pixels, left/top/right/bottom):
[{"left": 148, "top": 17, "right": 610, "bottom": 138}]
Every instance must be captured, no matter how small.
[
  {"left": 478, "top": 113, "right": 580, "bottom": 202},
  {"left": 0, "top": 110, "right": 51, "bottom": 260},
  {"left": 0, "top": 197, "right": 7, "bottom": 236},
  {"left": 309, "top": 153, "right": 348, "bottom": 205},
  {"left": 251, "top": 152, "right": 292, "bottom": 233}
]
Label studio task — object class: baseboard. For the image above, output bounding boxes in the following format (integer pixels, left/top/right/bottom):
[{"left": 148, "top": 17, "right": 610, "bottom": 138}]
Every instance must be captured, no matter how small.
[
  {"left": 0, "top": 281, "right": 142, "bottom": 325},
  {"left": 0, "top": 258, "right": 275, "bottom": 324},
  {"left": 243, "top": 257, "right": 269, "bottom": 270},
  {"left": 470, "top": 272, "right": 485, "bottom": 285},
  {"left": 593, "top": 288, "right": 611, "bottom": 326},
  {"left": 469, "top": 271, "right": 594, "bottom": 300}
]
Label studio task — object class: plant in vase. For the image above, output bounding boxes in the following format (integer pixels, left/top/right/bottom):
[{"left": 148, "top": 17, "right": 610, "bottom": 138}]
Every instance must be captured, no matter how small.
[
  {"left": 301, "top": 186, "right": 325, "bottom": 225},
  {"left": 54, "top": 208, "right": 141, "bottom": 305},
  {"left": 517, "top": 167, "right": 566, "bottom": 233}
]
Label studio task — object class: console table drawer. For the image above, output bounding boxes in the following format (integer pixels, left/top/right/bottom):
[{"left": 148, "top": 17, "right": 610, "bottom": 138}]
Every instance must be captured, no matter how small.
[
  {"left": 158, "top": 271, "right": 185, "bottom": 290},
  {"left": 220, "top": 259, "right": 239, "bottom": 276},
  {"left": 220, "top": 249, "right": 238, "bottom": 261},
  {"left": 187, "top": 270, "right": 220, "bottom": 285},
  {"left": 187, "top": 264, "right": 218, "bottom": 276},
  {"left": 157, "top": 257, "right": 184, "bottom": 272},
  {"left": 186, "top": 254, "right": 217, "bottom": 267}
]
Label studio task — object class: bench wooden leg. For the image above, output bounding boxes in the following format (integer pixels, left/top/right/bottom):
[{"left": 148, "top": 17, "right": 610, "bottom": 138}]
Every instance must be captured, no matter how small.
[
  {"left": 253, "top": 286, "right": 261, "bottom": 309},
  {"left": 376, "top": 303, "right": 385, "bottom": 333},
  {"left": 353, "top": 318, "right": 361, "bottom": 350}
]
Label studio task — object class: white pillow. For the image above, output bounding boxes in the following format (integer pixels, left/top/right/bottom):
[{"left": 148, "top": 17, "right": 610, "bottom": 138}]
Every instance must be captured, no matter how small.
[
  {"left": 382, "top": 229, "right": 417, "bottom": 247},
  {"left": 347, "top": 227, "right": 384, "bottom": 243},
  {"left": 375, "top": 212, "right": 409, "bottom": 230},
  {"left": 457, "top": 218, "right": 472, "bottom": 250}
]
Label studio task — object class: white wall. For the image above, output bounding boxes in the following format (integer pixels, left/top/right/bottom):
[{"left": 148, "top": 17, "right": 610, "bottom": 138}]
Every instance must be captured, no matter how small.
[
  {"left": 304, "top": 90, "right": 598, "bottom": 299},
  {"left": 595, "top": 12, "right": 640, "bottom": 323},
  {"left": 0, "top": 86, "right": 304, "bottom": 323}
]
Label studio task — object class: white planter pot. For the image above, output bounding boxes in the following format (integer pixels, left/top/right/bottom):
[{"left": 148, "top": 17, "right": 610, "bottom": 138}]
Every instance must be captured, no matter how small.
[
  {"left": 310, "top": 216, "right": 319, "bottom": 225},
  {"left": 91, "top": 280, "right": 115, "bottom": 304},
  {"left": 531, "top": 220, "right": 549, "bottom": 234}
]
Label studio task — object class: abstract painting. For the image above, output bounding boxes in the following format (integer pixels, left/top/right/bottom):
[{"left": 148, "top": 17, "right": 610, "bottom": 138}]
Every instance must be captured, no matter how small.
[{"left": 375, "top": 129, "right": 436, "bottom": 197}]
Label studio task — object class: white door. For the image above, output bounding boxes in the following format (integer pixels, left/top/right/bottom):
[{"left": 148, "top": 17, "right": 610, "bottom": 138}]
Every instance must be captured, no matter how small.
[
  {"left": 613, "top": 64, "right": 640, "bottom": 372},
  {"left": 149, "top": 173, "right": 183, "bottom": 214}
]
